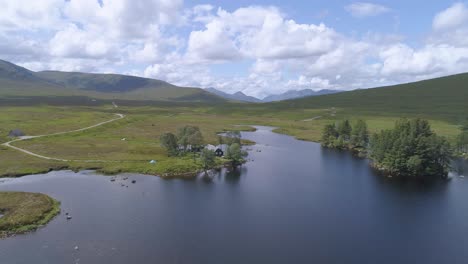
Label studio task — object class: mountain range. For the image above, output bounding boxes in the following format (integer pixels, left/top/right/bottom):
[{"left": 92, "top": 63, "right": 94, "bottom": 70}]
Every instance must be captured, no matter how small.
[
  {"left": 205, "top": 87, "right": 340, "bottom": 102},
  {"left": 204, "top": 88, "right": 262, "bottom": 103},
  {"left": 0, "top": 59, "right": 224, "bottom": 103},
  {"left": 2, "top": 58, "right": 468, "bottom": 120}
]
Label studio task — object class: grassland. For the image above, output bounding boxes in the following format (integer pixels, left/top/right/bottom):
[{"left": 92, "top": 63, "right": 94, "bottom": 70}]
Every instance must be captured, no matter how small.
[
  {"left": 1, "top": 67, "right": 467, "bottom": 177},
  {"left": 0, "top": 192, "right": 60, "bottom": 238},
  {"left": 0, "top": 101, "right": 462, "bottom": 178}
]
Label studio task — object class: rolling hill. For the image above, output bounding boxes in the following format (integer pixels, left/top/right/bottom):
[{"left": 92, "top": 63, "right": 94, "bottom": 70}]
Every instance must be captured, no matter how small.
[
  {"left": 205, "top": 88, "right": 262, "bottom": 103},
  {"left": 205, "top": 87, "right": 341, "bottom": 102},
  {"left": 0, "top": 59, "right": 225, "bottom": 103},
  {"left": 275, "top": 73, "right": 468, "bottom": 121},
  {"left": 262, "top": 89, "right": 341, "bottom": 102}
]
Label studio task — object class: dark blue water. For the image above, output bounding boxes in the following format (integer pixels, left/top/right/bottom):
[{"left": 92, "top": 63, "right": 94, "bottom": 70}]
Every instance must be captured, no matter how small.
[{"left": 1, "top": 126, "right": 468, "bottom": 264}]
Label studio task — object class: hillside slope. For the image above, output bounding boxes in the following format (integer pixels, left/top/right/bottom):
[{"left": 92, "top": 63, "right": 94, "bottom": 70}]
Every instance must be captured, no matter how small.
[
  {"left": 277, "top": 73, "right": 468, "bottom": 120},
  {"left": 205, "top": 88, "right": 261, "bottom": 103},
  {"left": 262, "top": 89, "right": 340, "bottom": 102},
  {"left": 0, "top": 59, "right": 225, "bottom": 103}
]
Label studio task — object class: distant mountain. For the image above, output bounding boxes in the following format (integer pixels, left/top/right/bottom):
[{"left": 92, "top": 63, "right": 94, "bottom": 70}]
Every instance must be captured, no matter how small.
[
  {"left": 205, "top": 87, "right": 341, "bottom": 103},
  {"left": 262, "top": 89, "right": 341, "bottom": 102},
  {"left": 0, "top": 59, "right": 44, "bottom": 82},
  {"left": 278, "top": 73, "right": 468, "bottom": 121},
  {"left": 0, "top": 59, "right": 225, "bottom": 103},
  {"left": 35, "top": 71, "right": 171, "bottom": 93},
  {"left": 205, "top": 88, "right": 261, "bottom": 103}
]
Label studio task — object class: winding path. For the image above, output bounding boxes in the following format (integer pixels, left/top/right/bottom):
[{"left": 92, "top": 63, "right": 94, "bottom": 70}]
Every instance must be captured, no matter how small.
[
  {"left": 302, "top": 116, "right": 322, "bottom": 122},
  {"left": 1, "top": 113, "right": 125, "bottom": 162}
]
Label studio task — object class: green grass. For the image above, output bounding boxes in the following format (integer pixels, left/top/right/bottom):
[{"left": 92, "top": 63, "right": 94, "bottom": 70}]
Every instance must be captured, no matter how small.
[
  {"left": 0, "top": 59, "right": 226, "bottom": 102},
  {"left": 0, "top": 104, "right": 461, "bottom": 178},
  {"left": 0, "top": 106, "right": 115, "bottom": 143},
  {"left": 0, "top": 192, "right": 60, "bottom": 237},
  {"left": 1, "top": 71, "right": 467, "bottom": 177},
  {"left": 269, "top": 72, "right": 468, "bottom": 122}
]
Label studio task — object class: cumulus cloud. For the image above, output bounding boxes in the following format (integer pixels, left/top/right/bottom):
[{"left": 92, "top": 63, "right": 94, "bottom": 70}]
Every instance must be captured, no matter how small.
[
  {"left": 2, "top": 1, "right": 468, "bottom": 97},
  {"left": 430, "top": 2, "right": 468, "bottom": 47},
  {"left": 345, "top": 2, "right": 390, "bottom": 18},
  {"left": 375, "top": 2, "right": 468, "bottom": 83},
  {"left": 0, "top": 0, "right": 64, "bottom": 31},
  {"left": 187, "top": 6, "right": 340, "bottom": 61},
  {"left": 187, "top": 20, "right": 242, "bottom": 62},
  {"left": 433, "top": 2, "right": 468, "bottom": 31}
]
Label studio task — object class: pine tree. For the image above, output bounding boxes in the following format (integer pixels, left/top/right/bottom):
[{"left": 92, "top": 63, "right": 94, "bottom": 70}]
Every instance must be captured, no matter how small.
[
  {"left": 336, "top": 120, "right": 352, "bottom": 140},
  {"left": 369, "top": 118, "right": 452, "bottom": 177},
  {"left": 351, "top": 119, "right": 369, "bottom": 148},
  {"left": 321, "top": 124, "right": 338, "bottom": 147},
  {"left": 160, "top": 133, "right": 179, "bottom": 156}
]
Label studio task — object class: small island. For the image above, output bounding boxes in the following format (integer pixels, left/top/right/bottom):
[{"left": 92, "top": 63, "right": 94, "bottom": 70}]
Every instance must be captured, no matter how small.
[
  {"left": 0, "top": 192, "right": 60, "bottom": 238},
  {"left": 159, "top": 126, "right": 248, "bottom": 177},
  {"left": 322, "top": 118, "right": 452, "bottom": 178}
]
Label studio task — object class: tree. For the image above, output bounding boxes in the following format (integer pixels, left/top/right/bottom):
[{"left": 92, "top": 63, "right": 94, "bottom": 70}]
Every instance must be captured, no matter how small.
[
  {"left": 226, "top": 143, "right": 248, "bottom": 165},
  {"left": 200, "top": 149, "right": 216, "bottom": 172},
  {"left": 217, "top": 135, "right": 224, "bottom": 146},
  {"left": 177, "top": 126, "right": 204, "bottom": 151},
  {"left": 456, "top": 131, "right": 468, "bottom": 153},
  {"left": 224, "top": 131, "right": 242, "bottom": 145},
  {"left": 321, "top": 124, "right": 338, "bottom": 147},
  {"left": 160, "top": 132, "right": 179, "bottom": 156},
  {"left": 461, "top": 118, "right": 468, "bottom": 132},
  {"left": 350, "top": 119, "right": 369, "bottom": 148},
  {"left": 369, "top": 118, "right": 452, "bottom": 177},
  {"left": 336, "top": 119, "right": 352, "bottom": 140}
]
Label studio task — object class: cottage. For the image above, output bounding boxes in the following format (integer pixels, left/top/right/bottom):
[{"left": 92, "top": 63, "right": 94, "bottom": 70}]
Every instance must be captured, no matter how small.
[
  {"left": 205, "top": 144, "right": 217, "bottom": 151},
  {"left": 8, "top": 129, "right": 25, "bottom": 137},
  {"left": 179, "top": 145, "right": 203, "bottom": 152},
  {"left": 215, "top": 148, "right": 224, "bottom": 157}
]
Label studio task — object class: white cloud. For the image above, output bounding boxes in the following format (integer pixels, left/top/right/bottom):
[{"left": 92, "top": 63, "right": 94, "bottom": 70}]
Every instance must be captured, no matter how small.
[
  {"left": 0, "top": 0, "right": 64, "bottom": 31},
  {"left": 286, "top": 76, "right": 333, "bottom": 90},
  {"left": 379, "top": 43, "right": 468, "bottom": 80},
  {"left": 430, "top": 3, "right": 468, "bottom": 47},
  {"left": 49, "top": 24, "right": 115, "bottom": 59},
  {"left": 345, "top": 2, "right": 390, "bottom": 18},
  {"left": 187, "top": 6, "right": 340, "bottom": 62},
  {"left": 2, "top": 1, "right": 468, "bottom": 98},
  {"left": 433, "top": 2, "right": 468, "bottom": 31},
  {"left": 370, "top": 2, "right": 468, "bottom": 83},
  {"left": 187, "top": 20, "right": 242, "bottom": 62}
]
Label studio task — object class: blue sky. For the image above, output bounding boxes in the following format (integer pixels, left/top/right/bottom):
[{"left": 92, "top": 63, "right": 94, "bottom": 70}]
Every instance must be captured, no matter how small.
[{"left": 1, "top": 0, "right": 467, "bottom": 98}]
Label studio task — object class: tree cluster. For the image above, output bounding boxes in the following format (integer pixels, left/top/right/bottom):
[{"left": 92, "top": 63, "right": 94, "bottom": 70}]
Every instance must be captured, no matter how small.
[
  {"left": 321, "top": 119, "right": 369, "bottom": 149},
  {"left": 160, "top": 126, "right": 205, "bottom": 157},
  {"left": 456, "top": 118, "right": 468, "bottom": 154},
  {"left": 160, "top": 127, "right": 248, "bottom": 168},
  {"left": 225, "top": 143, "right": 248, "bottom": 165},
  {"left": 369, "top": 119, "right": 452, "bottom": 177}
]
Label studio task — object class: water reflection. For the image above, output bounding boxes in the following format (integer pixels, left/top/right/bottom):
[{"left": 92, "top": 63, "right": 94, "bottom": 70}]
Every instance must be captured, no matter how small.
[
  {"left": 225, "top": 166, "right": 246, "bottom": 184},
  {"left": 1, "top": 127, "right": 468, "bottom": 264},
  {"left": 198, "top": 166, "right": 246, "bottom": 184},
  {"left": 451, "top": 158, "right": 467, "bottom": 177}
]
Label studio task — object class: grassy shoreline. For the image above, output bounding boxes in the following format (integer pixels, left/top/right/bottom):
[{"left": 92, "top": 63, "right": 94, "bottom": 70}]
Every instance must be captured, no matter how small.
[
  {"left": 0, "top": 192, "right": 61, "bottom": 238},
  {"left": 0, "top": 105, "right": 464, "bottom": 178}
]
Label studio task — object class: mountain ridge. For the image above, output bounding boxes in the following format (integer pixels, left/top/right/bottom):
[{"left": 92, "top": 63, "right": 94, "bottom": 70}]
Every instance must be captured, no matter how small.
[
  {"left": 205, "top": 87, "right": 341, "bottom": 102},
  {"left": 0, "top": 59, "right": 225, "bottom": 103}
]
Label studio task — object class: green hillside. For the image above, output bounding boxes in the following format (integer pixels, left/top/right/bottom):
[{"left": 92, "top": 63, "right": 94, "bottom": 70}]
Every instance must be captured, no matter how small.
[
  {"left": 0, "top": 59, "right": 225, "bottom": 103},
  {"left": 272, "top": 73, "right": 468, "bottom": 121}
]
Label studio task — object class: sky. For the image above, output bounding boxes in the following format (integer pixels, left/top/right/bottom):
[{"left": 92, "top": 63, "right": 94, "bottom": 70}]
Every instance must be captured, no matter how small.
[{"left": 1, "top": 1, "right": 468, "bottom": 98}]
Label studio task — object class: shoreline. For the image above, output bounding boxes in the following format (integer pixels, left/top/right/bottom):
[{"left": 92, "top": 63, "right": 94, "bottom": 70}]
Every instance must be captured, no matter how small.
[
  {"left": 0, "top": 192, "right": 61, "bottom": 239},
  {"left": 2, "top": 127, "right": 465, "bottom": 179}
]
